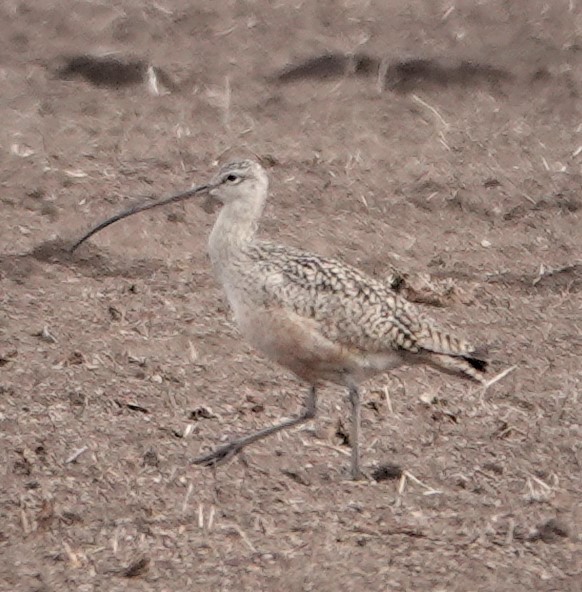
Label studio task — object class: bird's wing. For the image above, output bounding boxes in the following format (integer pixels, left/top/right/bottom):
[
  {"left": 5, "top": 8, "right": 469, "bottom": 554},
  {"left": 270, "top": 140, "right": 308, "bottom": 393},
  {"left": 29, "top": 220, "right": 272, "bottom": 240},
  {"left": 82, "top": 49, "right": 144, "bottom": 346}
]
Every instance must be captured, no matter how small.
[
  {"left": 251, "top": 242, "right": 483, "bottom": 363},
  {"left": 252, "top": 242, "right": 427, "bottom": 354},
  {"left": 243, "top": 242, "right": 488, "bottom": 382}
]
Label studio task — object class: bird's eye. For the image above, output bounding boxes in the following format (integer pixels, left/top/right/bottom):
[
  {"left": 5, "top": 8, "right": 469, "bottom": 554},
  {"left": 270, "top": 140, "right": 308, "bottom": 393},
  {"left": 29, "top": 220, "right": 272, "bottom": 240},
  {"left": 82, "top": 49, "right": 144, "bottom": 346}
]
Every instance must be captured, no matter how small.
[{"left": 225, "top": 174, "right": 238, "bottom": 183}]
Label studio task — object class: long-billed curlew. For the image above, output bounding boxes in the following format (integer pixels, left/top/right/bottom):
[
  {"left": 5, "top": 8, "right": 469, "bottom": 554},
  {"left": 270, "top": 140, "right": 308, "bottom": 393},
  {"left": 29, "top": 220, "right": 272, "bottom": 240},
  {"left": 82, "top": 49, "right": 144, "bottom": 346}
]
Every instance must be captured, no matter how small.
[{"left": 71, "top": 159, "right": 488, "bottom": 479}]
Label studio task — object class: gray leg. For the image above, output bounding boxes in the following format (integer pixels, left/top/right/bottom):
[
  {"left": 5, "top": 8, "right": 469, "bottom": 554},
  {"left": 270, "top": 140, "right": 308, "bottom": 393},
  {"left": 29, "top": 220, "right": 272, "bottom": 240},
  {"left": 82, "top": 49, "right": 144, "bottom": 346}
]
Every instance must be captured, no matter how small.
[
  {"left": 348, "top": 385, "right": 363, "bottom": 480},
  {"left": 192, "top": 386, "right": 317, "bottom": 467}
]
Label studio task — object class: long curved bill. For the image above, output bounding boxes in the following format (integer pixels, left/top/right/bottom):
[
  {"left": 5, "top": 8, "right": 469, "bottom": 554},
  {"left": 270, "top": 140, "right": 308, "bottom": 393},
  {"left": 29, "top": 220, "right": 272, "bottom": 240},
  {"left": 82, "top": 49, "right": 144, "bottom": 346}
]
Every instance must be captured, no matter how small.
[{"left": 69, "top": 184, "right": 211, "bottom": 253}]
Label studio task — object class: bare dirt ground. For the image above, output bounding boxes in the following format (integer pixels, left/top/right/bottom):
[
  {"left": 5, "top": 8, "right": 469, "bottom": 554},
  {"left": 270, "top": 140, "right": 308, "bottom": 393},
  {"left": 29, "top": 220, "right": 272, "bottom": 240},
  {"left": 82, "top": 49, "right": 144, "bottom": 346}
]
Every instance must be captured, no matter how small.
[{"left": 1, "top": 1, "right": 581, "bottom": 590}]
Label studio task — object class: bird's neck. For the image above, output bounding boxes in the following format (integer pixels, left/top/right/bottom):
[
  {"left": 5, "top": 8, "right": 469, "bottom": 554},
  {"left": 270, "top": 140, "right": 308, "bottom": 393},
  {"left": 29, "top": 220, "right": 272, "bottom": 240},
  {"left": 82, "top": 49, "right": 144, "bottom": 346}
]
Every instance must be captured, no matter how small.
[{"left": 208, "top": 187, "right": 267, "bottom": 276}]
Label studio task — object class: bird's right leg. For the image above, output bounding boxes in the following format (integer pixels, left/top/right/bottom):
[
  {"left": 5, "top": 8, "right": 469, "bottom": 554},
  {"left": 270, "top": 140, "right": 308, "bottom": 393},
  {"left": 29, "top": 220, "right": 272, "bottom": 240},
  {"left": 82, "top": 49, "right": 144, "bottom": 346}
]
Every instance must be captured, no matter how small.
[
  {"left": 192, "top": 386, "right": 317, "bottom": 467},
  {"left": 348, "top": 385, "right": 363, "bottom": 480}
]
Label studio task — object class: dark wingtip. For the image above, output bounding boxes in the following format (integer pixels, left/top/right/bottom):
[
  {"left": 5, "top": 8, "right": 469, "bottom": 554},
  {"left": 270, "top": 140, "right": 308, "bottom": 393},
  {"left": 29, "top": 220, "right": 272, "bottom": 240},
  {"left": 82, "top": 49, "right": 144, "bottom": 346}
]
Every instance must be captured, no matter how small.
[{"left": 463, "top": 356, "right": 488, "bottom": 372}]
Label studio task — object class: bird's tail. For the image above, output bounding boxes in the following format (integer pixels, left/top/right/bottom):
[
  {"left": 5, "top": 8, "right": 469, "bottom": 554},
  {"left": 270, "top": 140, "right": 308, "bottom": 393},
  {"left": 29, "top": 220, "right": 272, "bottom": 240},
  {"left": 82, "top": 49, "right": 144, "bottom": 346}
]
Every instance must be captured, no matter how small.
[
  {"left": 417, "top": 323, "right": 488, "bottom": 384},
  {"left": 424, "top": 351, "right": 488, "bottom": 383}
]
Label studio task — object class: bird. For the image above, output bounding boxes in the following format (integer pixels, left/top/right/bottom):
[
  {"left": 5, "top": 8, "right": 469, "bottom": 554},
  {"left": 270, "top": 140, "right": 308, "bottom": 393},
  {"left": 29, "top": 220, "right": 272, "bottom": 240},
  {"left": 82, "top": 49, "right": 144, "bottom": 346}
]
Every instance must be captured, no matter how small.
[{"left": 70, "top": 158, "right": 488, "bottom": 479}]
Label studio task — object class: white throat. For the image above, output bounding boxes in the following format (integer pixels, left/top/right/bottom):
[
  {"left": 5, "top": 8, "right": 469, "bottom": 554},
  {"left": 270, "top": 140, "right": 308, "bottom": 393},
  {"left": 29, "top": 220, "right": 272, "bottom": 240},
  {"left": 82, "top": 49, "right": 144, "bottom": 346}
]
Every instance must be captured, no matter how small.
[{"left": 207, "top": 177, "right": 268, "bottom": 278}]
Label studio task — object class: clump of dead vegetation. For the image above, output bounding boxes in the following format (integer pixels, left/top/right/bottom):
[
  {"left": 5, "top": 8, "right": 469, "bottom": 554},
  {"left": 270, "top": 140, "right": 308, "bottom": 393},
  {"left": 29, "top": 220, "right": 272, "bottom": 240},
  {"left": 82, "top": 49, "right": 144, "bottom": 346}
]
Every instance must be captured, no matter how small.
[{"left": 54, "top": 53, "right": 177, "bottom": 95}]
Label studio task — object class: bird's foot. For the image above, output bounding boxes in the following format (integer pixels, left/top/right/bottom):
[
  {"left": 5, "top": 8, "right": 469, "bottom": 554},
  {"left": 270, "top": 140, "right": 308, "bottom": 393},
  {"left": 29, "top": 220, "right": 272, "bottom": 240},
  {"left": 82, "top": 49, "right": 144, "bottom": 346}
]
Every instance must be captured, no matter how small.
[{"left": 192, "top": 441, "right": 244, "bottom": 467}]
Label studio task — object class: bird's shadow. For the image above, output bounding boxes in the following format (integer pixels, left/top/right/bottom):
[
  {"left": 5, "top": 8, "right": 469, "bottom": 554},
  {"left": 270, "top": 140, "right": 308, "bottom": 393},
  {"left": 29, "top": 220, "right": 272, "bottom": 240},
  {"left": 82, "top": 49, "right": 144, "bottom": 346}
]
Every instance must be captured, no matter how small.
[{"left": 0, "top": 238, "right": 162, "bottom": 283}]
